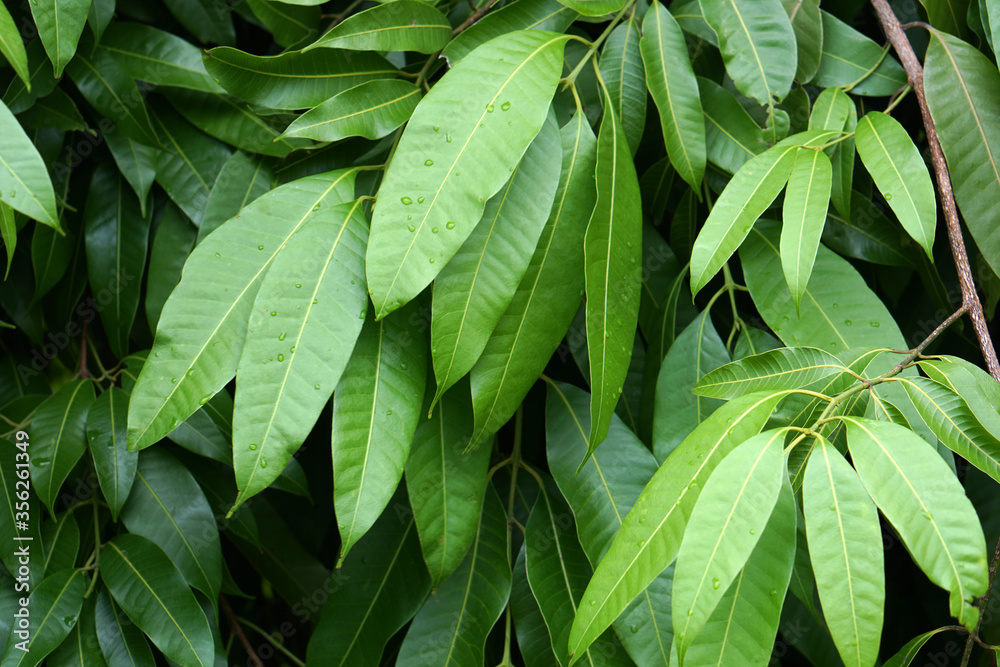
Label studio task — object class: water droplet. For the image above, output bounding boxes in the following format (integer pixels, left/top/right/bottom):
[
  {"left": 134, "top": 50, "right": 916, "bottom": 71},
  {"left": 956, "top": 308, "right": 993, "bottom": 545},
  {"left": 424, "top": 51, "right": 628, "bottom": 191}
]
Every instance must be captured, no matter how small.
[
  {"left": 270, "top": 311, "right": 277, "bottom": 317},
  {"left": 424, "top": 159, "right": 434, "bottom": 166},
  {"left": 312, "top": 203, "right": 320, "bottom": 211},
  {"left": 769, "top": 589, "right": 778, "bottom": 596},
  {"left": 446, "top": 134, "right": 453, "bottom": 143},
  {"left": 923, "top": 511, "right": 933, "bottom": 520},
  {"left": 290, "top": 346, "right": 296, "bottom": 353},
  {"left": 829, "top": 504, "right": 837, "bottom": 511},
  {"left": 260, "top": 459, "right": 268, "bottom": 468},
  {"left": 486, "top": 103, "right": 495, "bottom": 113},
  {"left": 401, "top": 196, "right": 413, "bottom": 205},
  {"left": 687, "top": 609, "right": 694, "bottom": 616},
  {"left": 433, "top": 125, "right": 440, "bottom": 132},
  {"left": 200, "top": 394, "right": 212, "bottom": 405},
  {"left": 214, "top": 252, "right": 221, "bottom": 257},
  {"left": 408, "top": 224, "right": 416, "bottom": 232},
  {"left": 429, "top": 257, "right": 435, "bottom": 263},
  {"left": 501, "top": 101, "right": 510, "bottom": 111},
  {"left": 446, "top": 221, "right": 455, "bottom": 229},
  {"left": 636, "top": 540, "right": 644, "bottom": 547},
  {"left": 249, "top": 444, "right": 257, "bottom": 450},
  {"left": 844, "top": 319, "right": 853, "bottom": 326},
  {"left": 884, "top": 192, "right": 893, "bottom": 200},
  {"left": 358, "top": 308, "right": 365, "bottom": 319},
  {"left": 417, "top": 196, "right": 425, "bottom": 204},
  {"left": 277, "top": 354, "right": 284, "bottom": 361},
  {"left": 279, "top": 332, "right": 287, "bottom": 341},
  {"left": 258, "top": 245, "right": 264, "bottom": 251},
  {"left": 749, "top": 528, "right": 756, "bottom": 535},
  {"left": 713, "top": 578, "right": 720, "bottom": 590},
  {"left": 386, "top": 409, "right": 393, "bottom": 416},
  {"left": 315, "top": 383, "right": 321, "bottom": 390},
  {"left": 295, "top": 283, "right": 302, "bottom": 288},
  {"left": 313, "top": 298, "right": 318, "bottom": 304},
  {"left": 62, "top": 616, "right": 75, "bottom": 626},
  {"left": 432, "top": 227, "right": 439, "bottom": 233},
  {"left": 589, "top": 600, "right": 596, "bottom": 606},
  {"left": 186, "top": 369, "right": 194, "bottom": 377},
  {"left": 170, "top": 377, "right": 178, "bottom": 384},
  {"left": 870, "top": 321, "right": 880, "bottom": 328}
]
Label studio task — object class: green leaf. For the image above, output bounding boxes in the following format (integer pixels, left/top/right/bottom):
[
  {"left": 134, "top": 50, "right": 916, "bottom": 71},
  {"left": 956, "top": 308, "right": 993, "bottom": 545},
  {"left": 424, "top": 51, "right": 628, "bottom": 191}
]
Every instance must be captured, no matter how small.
[
  {"left": 431, "top": 112, "right": 560, "bottom": 408},
  {"left": 31, "top": 222, "right": 73, "bottom": 301},
  {"left": 101, "top": 534, "right": 214, "bottom": 667},
  {"left": 919, "top": 0, "right": 970, "bottom": 36},
  {"left": 246, "top": 0, "right": 320, "bottom": 49},
  {"left": 2, "top": 40, "right": 58, "bottom": 115},
  {"left": 366, "top": 30, "right": 569, "bottom": 319},
  {"left": 198, "top": 150, "right": 273, "bottom": 242},
  {"left": 641, "top": 2, "right": 704, "bottom": 191},
  {"left": 146, "top": 203, "right": 197, "bottom": 332},
  {"left": 103, "top": 131, "right": 158, "bottom": 217},
  {"left": 566, "top": 390, "right": 787, "bottom": 660},
  {"left": 511, "top": 547, "right": 560, "bottom": 667},
  {"left": 163, "top": 0, "right": 235, "bottom": 45},
  {"left": 881, "top": 627, "right": 954, "bottom": 667},
  {"left": 443, "top": 0, "right": 578, "bottom": 64},
  {"left": 0, "top": 202, "right": 14, "bottom": 277},
  {"left": 84, "top": 164, "right": 151, "bottom": 359},
  {"left": 803, "top": 436, "right": 884, "bottom": 667},
  {"left": 29, "top": 380, "right": 95, "bottom": 515},
  {"left": 95, "top": 589, "right": 156, "bottom": 667},
  {"left": 694, "top": 346, "right": 847, "bottom": 400},
  {"left": 307, "top": 1, "right": 451, "bottom": 53},
  {"left": 740, "top": 221, "right": 906, "bottom": 352},
  {"left": 87, "top": 0, "right": 115, "bottom": 41},
  {"left": 781, "top": 147, "right": 833, "bottom": 310},
  {"left": 18, "top": 88, "right": 87, "bottom": 132},
  {"left": 701, "top": 0, "right": 796, "bottom": 106},
  {"left": 127, "top": 168, "right": 357, "bottom": 451},
  {"left": 554, "top": 0, "right": 627, "bottom": 17},
  {"left": 397, "top": 484, "right": 511, "bottom": 665},
  {"left": 781, "top": 0, "right": 822, "bottom": 82},
  {"left": 30, "top": 0, "right": 88, "bottom": 78},
  {"left": 85, "top": 388, "right": 136, "bottom": 521},
  {"left": 673, "top": 429, "right": 785, "bottom": 659},
  {"left": 813, "top": 11, "right": 908, "bottom": 96},
  {"left": 100, "top": 23, "right": 224, "bottom": 94},
  {"left": 809, "top": 88, "right": 851, "bottom": 134},
  {"left": 684, "top": 477, "right": 796, "bottom": 665},
  {"left": 698, "top": 76, "right": 766, "bottom": 175},
  {"left": 66, "top": 48, "right": 160, "bottom": 148},
  {"left": 0, "top": 437, "right": 44, "bottom": 589},
  {"left": 0, "top": 2, "right": 29, "bottom": 90},
  {"left": 332, "top": 303, "right": 427, "bottom": 565},
  {"left": 231, "top": 200, "right": 367, "bottom": 507},
  {"left": 151, "top": 105, "right": 232, "bottom": 226},
  {"left": 845, "top": 417, "right": 988, "bottom": 628},
  {"left": 652, "top": 310, "right": 730, "bottom": 461},
  {"left": 584, "top": 90, "right": 642, "bottom": 459},
  {"left": 0, "top": 100, "right": 59, "bottom": 228},
  {"left": 41, "top": 512, "right": 80, "bottom": 577},
  {"left": 691, "top": 131, "right": 839, "bottom": 295},
  {"left": 306, "top": 490, "right": 430, "bottom": 666},
  {"left": 203, "top": 47, "right": 398, "bottom": 110},
  {"left": 599, "top": 19, "right": 646, "bottom": 156},
  {"left": 924, "top": 31, "right": 1000, "bottom": 279},
  {"left": 0, "top": 569, "right": 85, "bottom": 667},
  {"left": 406, "top": 379, "right": 491, "bottom": 589},
  {"left": 48, "top": 593, "right": 103, "bottom": 667},
  {"left": 469, "top": 111, "right": 597, "bottom": 449},
  {"left": 120, "top": 449, "right": 222, "bottom": 601},
  {"left": 281, "top": 79, "right": 421, "bottom": 142},
  {"left": 902, "top": 375, "right": 1000, "bottom": 484},
  {"left": 855, "top": 112, "right": 936, "bottom": 259}
]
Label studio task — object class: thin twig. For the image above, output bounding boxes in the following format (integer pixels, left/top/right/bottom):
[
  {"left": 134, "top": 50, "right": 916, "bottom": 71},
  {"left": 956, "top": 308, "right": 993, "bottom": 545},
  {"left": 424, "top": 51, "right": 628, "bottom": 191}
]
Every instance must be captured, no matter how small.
[
  {"left": 78, "top": 319, "right": 89, "bottom": 378},
  {"left": 870, "top": 4, "right": 1000, "bottom": 663},
  {"left": 452, "top": 0, "right": 501, "bottom": 36},
  {"left": 220, "top": 595, "right": 264, "bottom": 667}
]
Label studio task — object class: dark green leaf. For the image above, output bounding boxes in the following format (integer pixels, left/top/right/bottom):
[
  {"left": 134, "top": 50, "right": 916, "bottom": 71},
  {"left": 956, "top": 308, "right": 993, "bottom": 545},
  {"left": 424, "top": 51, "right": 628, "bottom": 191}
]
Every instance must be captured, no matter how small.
[
  {"left": 95, "top": 588, "right": 155, "bottom": 667},
  {"left": 198, "top": 150, "right": 273, "bottom": 242},
  {"left": 86, "top": 388, "right": 136, "bottom": 521},
  {"left": 29, "top": 380, "right": 95, "bottom": 515},
  {"left": 443, "top": 0, "right": 578, "bottom": 65},
  {"left": 307, "top": 1, "right": 452, "bottom": 53},
  {"left": 599, "top": 19, "right": 646, "bottom": 155},
  {"left": 162, "top": 0, "right": 235, "bottom": 46},
  {"left": 100, "top": 23, "right": 224, "bottom": 93},
  {"left": 0, "top": 569, "right": 85, "bottom": 667},
  {"left": 145, "top": 202, "right": 197, "bottom": 332},
  {"left": 813, "top": 11, "right": 907, "bottom": 96},
  {"left": 30, "top": 0, "right": 89, "bottom": 77},
  {"left": 41, "top": 512, "right": 79, "bottom": 576}
]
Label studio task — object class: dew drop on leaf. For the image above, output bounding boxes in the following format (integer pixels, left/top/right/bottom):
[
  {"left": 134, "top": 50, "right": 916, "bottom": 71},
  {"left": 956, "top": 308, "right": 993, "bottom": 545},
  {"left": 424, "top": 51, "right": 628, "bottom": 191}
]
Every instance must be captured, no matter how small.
[
  {"left": 432, "top": 227, "right": 438, "bottom": 233},
  {"left": 501, "top": 101, "right": 510, "bottom": 111},
  {"left": 401, "top": 197, "right": 412, "bottom": 205},
  {"left": 260, "top": 459, "right": 267, "bottom": 468},
  {"left": 249, "top": 444, "right": 257, "bottom": 450},
  {"left": 258, "top": 245, "right": 264, "bottom": 250},
  {"left": 446, "top": 221, "right": 455, "bottom": 229},
  {"left": 486, "top": 103, "right": 494, "bottom": 113},
  {"left": 408, "top": 224, "right": 416, "bottom": 232},
  {"left": 429, "top": 257, "right": 435, "bottom": 263},
  {"left": 277, "top": 354, "right": 284, "bottom": 361},
  {"left": 417, "top": 196, "right": 425, "bottom": 203},
  {"left": 424, "top": 159, "right": 434, "bottom": 166},
  {"left": 713, "top": 578, "right": 720, "bottom": 589},
  {"left": 278, "top": 332, "right": 286, "bottom": 341}
]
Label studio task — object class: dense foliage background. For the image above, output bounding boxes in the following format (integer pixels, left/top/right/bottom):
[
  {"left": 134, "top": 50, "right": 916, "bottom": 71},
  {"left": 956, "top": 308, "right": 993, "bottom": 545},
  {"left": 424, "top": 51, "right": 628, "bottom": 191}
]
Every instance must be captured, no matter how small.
[{"left": 5, "top": 0, "right": 1000, "bottom": 665}]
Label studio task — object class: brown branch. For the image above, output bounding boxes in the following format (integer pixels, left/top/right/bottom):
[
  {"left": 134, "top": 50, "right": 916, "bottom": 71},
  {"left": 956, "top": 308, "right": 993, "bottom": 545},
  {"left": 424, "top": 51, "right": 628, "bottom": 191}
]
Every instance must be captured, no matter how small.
[
  {"left": 452, "top": 0, "right": 501, "bottom": 37},
  {"left": 78, "top": 318, "right": 89, "bottom": 378},
  {"left": 220, "top": 595, "right": 264, "bottom": 667},
  {"left": 870, "top": 0, "right": 1000, "bottom": 382}
]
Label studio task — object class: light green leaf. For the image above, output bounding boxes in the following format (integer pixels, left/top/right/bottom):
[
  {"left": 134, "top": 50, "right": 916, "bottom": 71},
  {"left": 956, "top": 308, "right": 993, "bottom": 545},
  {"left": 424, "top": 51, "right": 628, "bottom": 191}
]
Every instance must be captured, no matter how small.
[
  {"left": 468, "top": 110, "right": 596, "bottom": 449},
  {"left": 443, "top": 0, "right": 578, "bottom": 64},
  {"left": 546, "top": 381, "right": 672, "bottom": 667},
  {"left": 366, "top": 30, "right": 569, "bottom": 319},
  {"left": 566, "top": 390, "right": 787, "bottom": 661},
  {"left": 103, "top": 131, "right": 158, "bottom": 217},
  {"left": 232, "top": 200, "right": 368, "bottom": 508},
  {"left": 599, "top": 19, "right": 645, "bottom": 155},
  {"left": 781, "top": 0, "right": 822, "bottom": 82},
  {"left": 740, "top": 221, "right": 906, "bottom": 352},
  {"left": 673, "top": 429, "right": 785, "bottom": 659},
  {"left": 406, "top": 379, "right": 491, "bottom": 589},
  {"left": 809, "top": 87, "right": 852, "bottom": 134},
  {"left": 332, "top": 303, "right": 427, "bottom": 565},
  {"left": 902, "top": 375, "right": 1000, "bottom": 484},
  {"left": 641, "top": 1, "right": 705, "bottom": 191},
  {"left": 845, "top": 417, "right": 988, "bottom": 628},
  {"left": 281, "top": 79, "right": 421, "bottom": 142},
  {"left": 781, "top": 147, "right": 833, "bottom": 310},
  {"left": 85, "top": 388, "right": 136, "bottom": 521},
  {"left": 307, "top": 1, "right": 451, "bottom": 53},
  {"left": 127, "top": 168, "right": 357, "bottom": 451},
  {"left": 0, "top": 569, "right": 85, "bottom": 667},
  {"left": 584, "top": 89, "right": 642, "bottom": 459},
  {"left": 701, "top": 0, "right": 796, "bottom": 106},
  {"left": 163, "top": 0, "right": 235, "bottom": 45},
  {"left": 95, "top": 589, "right": 156, "bottom": 667},
  {"left": 803, "top": 437, "right": 884, "bottom": 667},
  {"left": 30, "top": 0, "right": 88, "bottom": 78},
  {"left": 101, "top": 534, "right": 214, "bottom": 667},
  {"left": 0, "top": 2, "right": 29, "bottom": 90},
  {"left": 431, "top": 112, "right": 560, "bottom": 408},
  {"left": 199, "top": 151, "right": 273, "bottom": 242},
  {"left": 84, "top": 164, "right": 151, "bottom": 359},
  {"left": 100, "top": 23, "right": 224, "bottom": 93},
  {"left": 924, "top": 30, "right": 1000, "bottom": 279},
  {"left": 120, "top": 449, "right": 222, "bottom": 601},
  {"left": 694, "top": 346, "right": 847, "bottom": 400},
  {"left": 698, "top": 76, "right": 766, "bottom": 175},
  {"left": 652, "top": 310, "right": 730, "bottom": 462},
  {"left": 305, "top": 491, "right": 430, "bottom": 667},
  {"left": 554, "top": 0, "right": 627, "bottom": 17},
  {"left": 203, "top": 47, "right": 398, "bottom": 110},
  {"left": 0, "top": 100, "right": 59, "bottom": 228},
  {"left": 29, "top": 380, "right": 95, "bottom": 515},
  {"left": 396, "top": 485, "right": 511, "bottom": 665},
  {"left": 684, "top": 477, "right": 796, "bottom": 665},
  {"left": 813, "top": 11, "right": 907, "bottom": 96},
  {"left": 691, "top": 130, "right": 840, "bottom": 295},
  {"left": 855, "top": 112, "right": 936, "bottom": 259},
  {"left": 146, "top": 202, "right": 197, "bottom": 332}
]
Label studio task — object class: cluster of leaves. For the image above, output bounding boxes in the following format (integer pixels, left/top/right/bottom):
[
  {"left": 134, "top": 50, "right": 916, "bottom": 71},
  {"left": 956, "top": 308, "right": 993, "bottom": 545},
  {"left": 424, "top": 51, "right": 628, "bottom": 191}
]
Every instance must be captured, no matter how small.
[{"left": 5, "top": 0, "right": 1000, "bottom": 665}]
